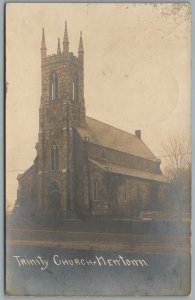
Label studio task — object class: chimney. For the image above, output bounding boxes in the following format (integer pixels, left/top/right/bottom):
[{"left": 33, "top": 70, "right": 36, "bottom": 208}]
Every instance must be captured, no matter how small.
[{"left": 135, "top": 130, "right": 141, "bottom": 140}]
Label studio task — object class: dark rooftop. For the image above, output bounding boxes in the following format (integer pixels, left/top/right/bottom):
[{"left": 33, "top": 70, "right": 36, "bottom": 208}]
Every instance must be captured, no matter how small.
[{"left": 76, "top": 116, "right": 158, "bottom": 161}]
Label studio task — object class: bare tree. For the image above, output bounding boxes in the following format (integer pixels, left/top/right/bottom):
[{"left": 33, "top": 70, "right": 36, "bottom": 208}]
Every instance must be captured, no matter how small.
[
  {"left": 161, "top": 134, "right": 191, "bottom": 216},
  {"left": 162, "top": 134, "right": 191, "bottom": 182}
]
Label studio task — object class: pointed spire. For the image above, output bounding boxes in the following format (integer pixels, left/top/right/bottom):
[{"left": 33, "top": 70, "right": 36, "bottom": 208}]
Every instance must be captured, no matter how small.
[
  {"left": 41, "top": 27, "right": 46, "bottom": 49},
  {"left": 57, "top": 38, "right": 61, "bottom": 55},
  {"left": 63, "top": 21, "right": 69, "bottom": 53},
  {"left": 41, "top": 27, "right": 47, "bottom": 62},
  {"left": 78, "top": 31, "right": 84, "bottom": 54},
  {"left": 65, "top": 20, "right": 68, "bottom": 35}
]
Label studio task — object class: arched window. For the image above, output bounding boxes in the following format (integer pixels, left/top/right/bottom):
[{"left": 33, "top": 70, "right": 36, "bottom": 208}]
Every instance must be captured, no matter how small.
[
  {"left": 118, "top": 184, "right": 127, "bottom": 203},
  {"left": 93, "top": 180, "right": 99, "bottom": 201},
  {"left": 29, "top": 186, "right": 32, "bottom": 201},
  {"left": 72, "top": 74, "right": 79, "bottom": 102},
  {"left": 51, "top": 145, "right": 59, "bottom": 170},
  {"left": 50, "top": 72, "right": 58, "bottom": 101},
  {"left": 101, "top": 150, "right": 106, "bottom": 160},
  {"left": 25, "top": 186, "right": 28, "bottom": 201}
]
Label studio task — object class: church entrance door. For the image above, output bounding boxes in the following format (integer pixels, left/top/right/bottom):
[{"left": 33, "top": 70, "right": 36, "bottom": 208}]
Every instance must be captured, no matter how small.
[{"left": 47, "top": 180, "right": 61, "bottom": 215}]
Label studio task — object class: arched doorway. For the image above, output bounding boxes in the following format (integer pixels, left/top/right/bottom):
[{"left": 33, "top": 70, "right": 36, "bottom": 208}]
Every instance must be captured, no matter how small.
[{"left": 47, "top": 180, "right": 61, "bottom": 214}]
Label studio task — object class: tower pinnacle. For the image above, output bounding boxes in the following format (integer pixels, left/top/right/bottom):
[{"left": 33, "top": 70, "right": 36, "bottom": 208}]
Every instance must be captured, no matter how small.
[
  {"left": 63, "top": 21, "right": 69, "bottom": 53},
  {"left": 57, "top": 38, "right": 61, "bottom": 55},
  {"left": 78, "top": 31, "right": 84, "bottom": 54},
  {"left": 41, "top": 28, "right": 47, "bottom": 61}
]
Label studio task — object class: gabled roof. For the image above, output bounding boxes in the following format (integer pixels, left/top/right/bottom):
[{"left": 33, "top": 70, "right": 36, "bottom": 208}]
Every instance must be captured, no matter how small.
[
  {"left": 89, "top": 159, "right": 168, "bottom": 183},
  {"left": 76, "top": 116, "right": 158, "bottom": 161}
]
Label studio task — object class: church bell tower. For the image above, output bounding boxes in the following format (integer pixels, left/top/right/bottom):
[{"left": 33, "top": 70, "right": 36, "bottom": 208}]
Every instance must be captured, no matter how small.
[{"left": 37, "top": 22, "right": 85, "bottom": 215}]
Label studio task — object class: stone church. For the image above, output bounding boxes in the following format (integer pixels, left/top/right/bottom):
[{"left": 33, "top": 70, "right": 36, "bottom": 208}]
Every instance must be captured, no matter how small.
[{"left": 16, "top": 23, "right": 168, "bottom": 218}]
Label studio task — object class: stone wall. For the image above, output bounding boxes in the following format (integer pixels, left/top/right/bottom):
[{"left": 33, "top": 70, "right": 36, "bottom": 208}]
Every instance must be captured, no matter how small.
[{"left": 87, "top": 143, "right": 161, "bottom": 174}]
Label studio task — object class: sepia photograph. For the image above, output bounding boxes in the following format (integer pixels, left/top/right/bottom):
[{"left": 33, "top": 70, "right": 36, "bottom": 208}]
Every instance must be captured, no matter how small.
[{"left": 6, "top": 3, "right": 191, "bottom": 296}]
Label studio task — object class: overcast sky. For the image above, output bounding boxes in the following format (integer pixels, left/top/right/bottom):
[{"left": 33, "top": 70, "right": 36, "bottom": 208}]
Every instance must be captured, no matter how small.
[{"left": 6, "top": 3, "right": 191, "bottom": 207}]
